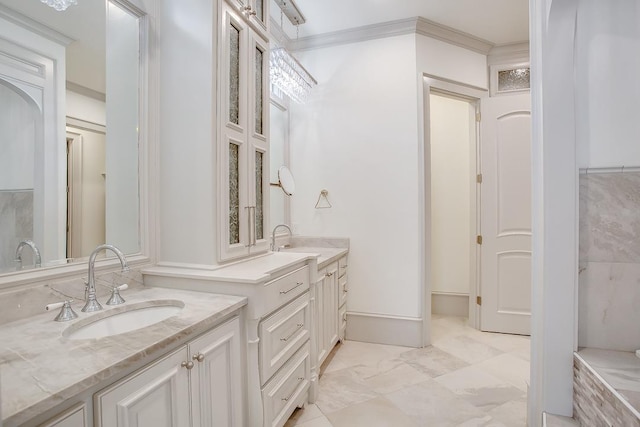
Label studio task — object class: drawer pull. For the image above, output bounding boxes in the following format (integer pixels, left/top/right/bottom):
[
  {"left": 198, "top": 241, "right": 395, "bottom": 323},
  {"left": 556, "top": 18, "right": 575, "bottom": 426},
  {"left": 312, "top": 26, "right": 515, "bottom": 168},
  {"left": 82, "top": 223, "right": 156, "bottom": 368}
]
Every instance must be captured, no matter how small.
[
  {"left": 325, "top": 272, "right": 333, "bottom": 277},
  {"left": 343, "top": 315, "right": 347, "bottom": 322},
  {"left": 192, "top": 353, "right": 205, "bottom": 362},
  {"left": 280, "top": 282, "right": 304, "bottom": 295},
  {"left": 181, "top": 361, "right": 194, "bottom": 370},
  {"left": 281, "top": 377, "right": 305, "bottom": 401},
  {"left": 343, "top": 288, "right": 348, "bottom": 293},
  {"left": 281, "top": 323, "right": 304, "bottom": 342},
  {"left": 340, "top": 264, "right": 348, "bottom": 268}
]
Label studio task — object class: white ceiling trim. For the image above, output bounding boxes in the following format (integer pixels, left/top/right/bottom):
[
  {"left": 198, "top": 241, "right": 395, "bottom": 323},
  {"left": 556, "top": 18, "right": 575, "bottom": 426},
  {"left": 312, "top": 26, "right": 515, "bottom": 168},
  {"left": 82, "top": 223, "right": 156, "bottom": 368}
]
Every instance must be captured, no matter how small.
[
  {"left": 0, "top": 4, "right": 74, "bottom": 47},
  {"left": 487, "top": 41, "right": 530, "bottom": 65},
  {"left": 285, "top": 16, "right": 495, "bottom": 54}
]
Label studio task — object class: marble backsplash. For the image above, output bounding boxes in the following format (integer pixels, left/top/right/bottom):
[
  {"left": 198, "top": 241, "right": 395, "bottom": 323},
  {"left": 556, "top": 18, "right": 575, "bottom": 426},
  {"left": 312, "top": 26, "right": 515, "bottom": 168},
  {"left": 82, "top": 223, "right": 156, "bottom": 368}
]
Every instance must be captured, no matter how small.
[
  {"left": 0, "top": 190, "right": 33, "bottom": 271},
  {"left": 579, "top": 172, "right": 640, "bottom": 351},
  {"left": 0, "top": 269, "right": 144, "bottom": 327}
]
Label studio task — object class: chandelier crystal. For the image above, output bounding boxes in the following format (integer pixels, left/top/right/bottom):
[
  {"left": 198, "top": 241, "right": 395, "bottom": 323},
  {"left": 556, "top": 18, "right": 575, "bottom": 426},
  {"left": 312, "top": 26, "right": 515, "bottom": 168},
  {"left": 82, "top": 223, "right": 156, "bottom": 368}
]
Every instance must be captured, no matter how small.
[
  {"left": 270, "top": 47, "right": 317, "bottom": 104},
  {"left": 40, "top": 0, "right": 77, "bottom": 12}
]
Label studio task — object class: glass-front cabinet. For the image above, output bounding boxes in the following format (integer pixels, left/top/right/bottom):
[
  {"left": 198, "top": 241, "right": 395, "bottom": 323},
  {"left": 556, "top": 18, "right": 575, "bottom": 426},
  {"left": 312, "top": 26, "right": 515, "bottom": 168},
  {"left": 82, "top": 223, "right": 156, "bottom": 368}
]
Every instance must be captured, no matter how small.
[
  {"left": 218, "top": 0, "right": 270, "bottom": 261},
  {"left": 224, "top": 0, "right": 268, "bottom": 37}
]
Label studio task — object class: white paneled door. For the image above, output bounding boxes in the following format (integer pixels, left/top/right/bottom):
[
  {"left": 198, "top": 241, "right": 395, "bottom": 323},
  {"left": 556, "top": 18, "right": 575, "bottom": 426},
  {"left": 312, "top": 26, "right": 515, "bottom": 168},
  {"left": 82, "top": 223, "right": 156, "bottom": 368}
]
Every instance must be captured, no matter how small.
[{"left": 480, "top": 93, "right": 532, "bottom": 335}]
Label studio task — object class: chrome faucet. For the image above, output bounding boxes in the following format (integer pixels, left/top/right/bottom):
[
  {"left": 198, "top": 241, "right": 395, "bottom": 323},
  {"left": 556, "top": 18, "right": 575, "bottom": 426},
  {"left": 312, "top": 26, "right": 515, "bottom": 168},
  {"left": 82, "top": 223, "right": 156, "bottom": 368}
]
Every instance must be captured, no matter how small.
[
  {"left": 270, "top": 224, "right": 292, "bottom": 251},
  {"left": 82, "top": 244, "right": 129, "bottom": 313},
  {"left": 15, "top": 240, "right": 41, "bottom": 270}
]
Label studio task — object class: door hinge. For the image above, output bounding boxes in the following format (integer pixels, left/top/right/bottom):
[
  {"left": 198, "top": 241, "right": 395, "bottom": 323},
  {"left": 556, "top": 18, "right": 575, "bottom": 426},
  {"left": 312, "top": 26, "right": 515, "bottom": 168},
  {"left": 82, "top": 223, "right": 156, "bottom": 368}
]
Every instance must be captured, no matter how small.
[
  {"left": 476, "top": 112, "right": 481, "bottom": 122},
  {"left": 476, "top": 173, "right": 483, "bottom": 184},
  {"left": 476, "top": 296, "right": 482, "bottom": 305},
  {"left": 476, "top": 235, "right": 483, "bottom": 245}
]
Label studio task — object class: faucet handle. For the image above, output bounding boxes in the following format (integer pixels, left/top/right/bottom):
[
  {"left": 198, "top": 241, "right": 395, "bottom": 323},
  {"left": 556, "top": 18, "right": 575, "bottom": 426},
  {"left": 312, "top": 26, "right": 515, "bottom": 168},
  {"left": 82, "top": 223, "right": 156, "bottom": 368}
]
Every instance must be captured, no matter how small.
[
  {"left": 46, "top": 300, "right": 78, "bottom": 322},
  {"left": 106, "top": 284, "right": 128, "bottom": 306}
]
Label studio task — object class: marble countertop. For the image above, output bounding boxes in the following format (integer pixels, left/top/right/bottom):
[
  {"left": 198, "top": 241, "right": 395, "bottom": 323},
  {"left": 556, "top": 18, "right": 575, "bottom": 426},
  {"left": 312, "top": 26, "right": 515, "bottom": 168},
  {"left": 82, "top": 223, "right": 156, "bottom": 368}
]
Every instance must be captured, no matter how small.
[
  {"left": 279, "top": 246, "right": 348, "bottom": 270},
  {"left": 0, "top": 286, "right": 247, "bottom": 426},
  {"left": 143, "top": 251, "right": 318, "bottom": 284}
]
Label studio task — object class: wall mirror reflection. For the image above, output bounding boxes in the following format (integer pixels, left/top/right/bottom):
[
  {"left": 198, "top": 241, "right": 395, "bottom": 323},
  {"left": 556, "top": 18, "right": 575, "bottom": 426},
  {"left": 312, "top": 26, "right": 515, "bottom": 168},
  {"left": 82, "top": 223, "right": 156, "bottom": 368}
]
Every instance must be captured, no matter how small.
[{"left": 0, "top": 0, "right": 144, "bottom": 274}]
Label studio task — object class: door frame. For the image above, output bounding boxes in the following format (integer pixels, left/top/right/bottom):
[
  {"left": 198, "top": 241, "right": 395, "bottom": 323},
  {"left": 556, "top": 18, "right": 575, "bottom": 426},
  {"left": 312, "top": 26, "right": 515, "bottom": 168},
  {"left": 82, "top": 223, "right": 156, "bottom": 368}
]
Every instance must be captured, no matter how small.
[{"left": 419, "top": 73, "right": 487, "bottom": 346}]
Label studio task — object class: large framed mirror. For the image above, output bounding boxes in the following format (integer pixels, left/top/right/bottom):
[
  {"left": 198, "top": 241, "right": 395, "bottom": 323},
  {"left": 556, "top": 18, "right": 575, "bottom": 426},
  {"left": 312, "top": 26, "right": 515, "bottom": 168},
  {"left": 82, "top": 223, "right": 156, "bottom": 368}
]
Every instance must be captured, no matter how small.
[{"left": 0, "top": 0, "right": 146, "bottom": 275}]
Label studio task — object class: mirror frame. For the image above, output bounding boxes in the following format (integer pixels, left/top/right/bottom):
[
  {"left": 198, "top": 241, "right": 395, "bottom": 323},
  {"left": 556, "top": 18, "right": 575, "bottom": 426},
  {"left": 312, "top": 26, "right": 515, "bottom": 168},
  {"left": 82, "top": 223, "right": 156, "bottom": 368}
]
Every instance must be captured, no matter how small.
[
  {"left": 277, "top": 166, "right": 295, "bottom": 196},
  {"left": 0, "top": 0, "right": 153, "bottom": 289}
]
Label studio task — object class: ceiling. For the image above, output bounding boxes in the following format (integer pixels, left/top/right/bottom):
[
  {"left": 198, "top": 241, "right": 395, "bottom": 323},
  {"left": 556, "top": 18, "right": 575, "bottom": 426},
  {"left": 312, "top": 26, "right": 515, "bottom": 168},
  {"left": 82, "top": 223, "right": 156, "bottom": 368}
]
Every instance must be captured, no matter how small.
[
  {"left": 279, "top": 0, "right": 529, "bottom": 46},
  {"left": 0, "top": 0, "right": 105, "bottom": 93},
  {"left": 0, "top": 0, "right": 529, "bottom": 95}
]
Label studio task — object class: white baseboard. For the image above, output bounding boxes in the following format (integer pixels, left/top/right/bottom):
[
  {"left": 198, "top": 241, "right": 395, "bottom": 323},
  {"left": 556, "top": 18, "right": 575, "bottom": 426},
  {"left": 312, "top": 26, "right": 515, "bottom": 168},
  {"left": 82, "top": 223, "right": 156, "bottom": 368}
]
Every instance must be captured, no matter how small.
[
  {"left": 431, "top": 292, "right": 469, "bottom": 317},
  {"left": 345, "top": 312, "right": 422, "bottom": 348}
]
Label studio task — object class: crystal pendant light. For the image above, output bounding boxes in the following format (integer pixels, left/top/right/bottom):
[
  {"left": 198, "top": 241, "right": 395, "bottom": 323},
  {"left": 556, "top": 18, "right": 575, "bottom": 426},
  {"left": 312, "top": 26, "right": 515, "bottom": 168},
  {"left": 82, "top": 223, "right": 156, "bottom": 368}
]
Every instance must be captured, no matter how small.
[
  {"left": 270, "top": 47, "right": 317, "bottom": 104},
  {"left": 40, "top": 0, "right": 78, "bottom": 12}
]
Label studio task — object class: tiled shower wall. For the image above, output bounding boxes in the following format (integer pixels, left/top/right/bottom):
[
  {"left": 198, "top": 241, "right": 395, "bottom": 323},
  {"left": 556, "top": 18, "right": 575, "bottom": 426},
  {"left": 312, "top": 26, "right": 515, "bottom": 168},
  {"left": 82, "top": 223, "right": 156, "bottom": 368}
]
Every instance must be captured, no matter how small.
[
  {"left": 0, "top": 190, "right": 33, "bottom": 271},
  {"left": 579, "top": 172, "right": 640, "bottom": 351}
]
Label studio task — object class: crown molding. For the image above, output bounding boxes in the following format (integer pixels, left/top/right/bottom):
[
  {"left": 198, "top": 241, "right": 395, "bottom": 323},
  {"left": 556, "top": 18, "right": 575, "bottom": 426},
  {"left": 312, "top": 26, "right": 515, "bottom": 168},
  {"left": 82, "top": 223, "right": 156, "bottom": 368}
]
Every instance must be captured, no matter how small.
[
  {"left": 488, "top": 41, "right": 530, "bottom": 65},
  {"left": 66, "top": 81, "right": 106, "bottom": 102},
  {"left": 285, "top": 17, "right": 495, "bottom": 54},
  {"left": 0, "top": 4, "right": 74, "bottom": 47},
  {"left": 414, "top": 17, "right": 494, "bottom": 54}
]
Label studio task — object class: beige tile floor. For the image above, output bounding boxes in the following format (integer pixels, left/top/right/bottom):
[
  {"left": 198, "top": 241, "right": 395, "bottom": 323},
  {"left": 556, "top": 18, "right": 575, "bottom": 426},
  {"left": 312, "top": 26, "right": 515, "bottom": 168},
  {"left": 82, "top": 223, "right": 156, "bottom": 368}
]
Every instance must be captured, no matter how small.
[{"left": 285, "top": 315, "right": 530, "bottom": 427}]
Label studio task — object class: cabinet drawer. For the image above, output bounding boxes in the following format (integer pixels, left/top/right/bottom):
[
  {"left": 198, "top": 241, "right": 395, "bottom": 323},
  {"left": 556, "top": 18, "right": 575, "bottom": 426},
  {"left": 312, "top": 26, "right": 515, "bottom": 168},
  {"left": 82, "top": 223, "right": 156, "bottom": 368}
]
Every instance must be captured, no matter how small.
[
  {"left": 338, "top": 257, "right": 348, "bottom": 278},
  {"left": 264, "top": 266, "right": 309, "bottom": 313},
  {"left": 339, "top": 304, "right": 347, "bottom": 342},
  {"left": 260, "top": 293, "right": 310, "bottom": 384},
  {"left": 262, "top": 343, "right": 310, "bottom": 427},
  {"left": 338, "top": 274, "right": 348, "bottom": 307}
]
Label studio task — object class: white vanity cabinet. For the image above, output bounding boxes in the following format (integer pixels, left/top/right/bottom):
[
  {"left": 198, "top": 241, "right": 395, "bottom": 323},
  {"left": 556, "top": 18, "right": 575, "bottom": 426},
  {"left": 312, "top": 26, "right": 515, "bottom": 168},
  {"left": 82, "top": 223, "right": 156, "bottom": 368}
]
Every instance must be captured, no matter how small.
[
  {"left": 218, "top": 0, "right": 271, "bottom": 262},
  {"left": 143, "top": 253, "right": 319, "bottom": 427},
  {"left": 39, "top": 404, "right": 87, "bottom": 427},
  {"left": 316, "top": 262, "right": 339, "bottom": 366},
  {"left": 95, "top": 317, "right": 243, "bottom": 427},
  {"left": 338, "top": 256, "right": 348, "bottom": 341},
  {"left": 315, "top": 255, "right": 348, "bottom": 368}
]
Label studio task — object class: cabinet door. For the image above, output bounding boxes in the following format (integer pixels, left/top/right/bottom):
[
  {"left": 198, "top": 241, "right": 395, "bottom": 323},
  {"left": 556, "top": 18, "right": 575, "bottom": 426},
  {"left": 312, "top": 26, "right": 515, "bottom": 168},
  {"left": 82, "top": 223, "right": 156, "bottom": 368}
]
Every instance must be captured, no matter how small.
[
  {"left": 40, "top": 403, "right": 87, "bottom": 427},
  {"left": 247, "top": 30, "right": 270, "bottom": 255},
  {"left": 95, "top": 347, "right": 190, "bottom": 427},
  {"left": 218, "top": 2, "right": 270, "bottom": 261},
  {"left": 219, "top": 3, "right": 251, "bottom": 261},
  {"left": 190, "top": 317, "right": 243, "bottom": 427},
  {"left": 324, "top": 263, "right": 339, "bottom": 352},
  {"left": 315, "top": 268, "right": 327, "bottom": 365}
]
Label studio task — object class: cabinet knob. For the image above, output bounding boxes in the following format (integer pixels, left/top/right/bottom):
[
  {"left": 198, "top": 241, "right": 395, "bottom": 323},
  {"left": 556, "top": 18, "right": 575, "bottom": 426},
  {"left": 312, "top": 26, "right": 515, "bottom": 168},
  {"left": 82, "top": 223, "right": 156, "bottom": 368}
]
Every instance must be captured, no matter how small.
[
  {"left": 181, "top": 361, "right": 194, "bottom": 370},
  {"left": 343, "top": 288, "right": 348, "bottom": 293},
  {"left": 192, "top": 353, "right": 205, "bottom": 362}
]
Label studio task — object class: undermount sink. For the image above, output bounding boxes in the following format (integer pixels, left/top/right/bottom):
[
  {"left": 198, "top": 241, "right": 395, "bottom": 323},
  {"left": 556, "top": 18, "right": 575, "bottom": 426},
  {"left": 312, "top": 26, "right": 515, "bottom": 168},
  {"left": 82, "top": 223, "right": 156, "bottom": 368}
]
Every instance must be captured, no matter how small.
[{"left": 63, "top": 300, "right": 185, "bottom": 340}]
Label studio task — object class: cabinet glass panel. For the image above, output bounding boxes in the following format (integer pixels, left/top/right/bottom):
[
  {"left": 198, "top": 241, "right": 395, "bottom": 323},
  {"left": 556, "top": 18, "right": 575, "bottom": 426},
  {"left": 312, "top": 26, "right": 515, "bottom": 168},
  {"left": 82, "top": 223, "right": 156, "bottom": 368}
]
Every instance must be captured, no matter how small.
[
  {"left": 229, "top": 143, "right": 240, "bottom": 244},
  {"left": 255, "top": 151, "right": 264, "bottom": 240},
  {"left": 254, "top": 0, "right": 264, "bottom": 22},
  {"left": 255, "top": 47, "right": 264, "bottom": 135},
  {"left": 229, "top": 23, "right": 241, "bottom": 125}
]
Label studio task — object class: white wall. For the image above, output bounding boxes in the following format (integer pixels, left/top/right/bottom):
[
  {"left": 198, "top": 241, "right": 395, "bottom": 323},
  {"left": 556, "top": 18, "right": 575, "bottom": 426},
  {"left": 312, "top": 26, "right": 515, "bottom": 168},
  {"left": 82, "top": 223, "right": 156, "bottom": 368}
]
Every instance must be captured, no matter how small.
[
  {"left": 157, "top": 0, "right": 218, "bottom": 266},
  {"left": 417, "top": 35, "right": 488, "bottom": 90},
  {"left": 430, "top": 93, "right": 472, "bottom": 295},
  {"left": 289, "top": 32, "right": 486, "bottom": 345},
  {"left": 291, "top": 34, "right": 422, "bottom": 320},
  {"left": 575, "top": 0, "right": 640, "bottom": 169},
  {"left": 66, "top": 91, "right": 105, "bottom": 125},
  {"left": 0, "top": 84, "right": 35, "bottom": 190},
  {"left": 105, "top": 2, "right": 140, "bottom": 254}
]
